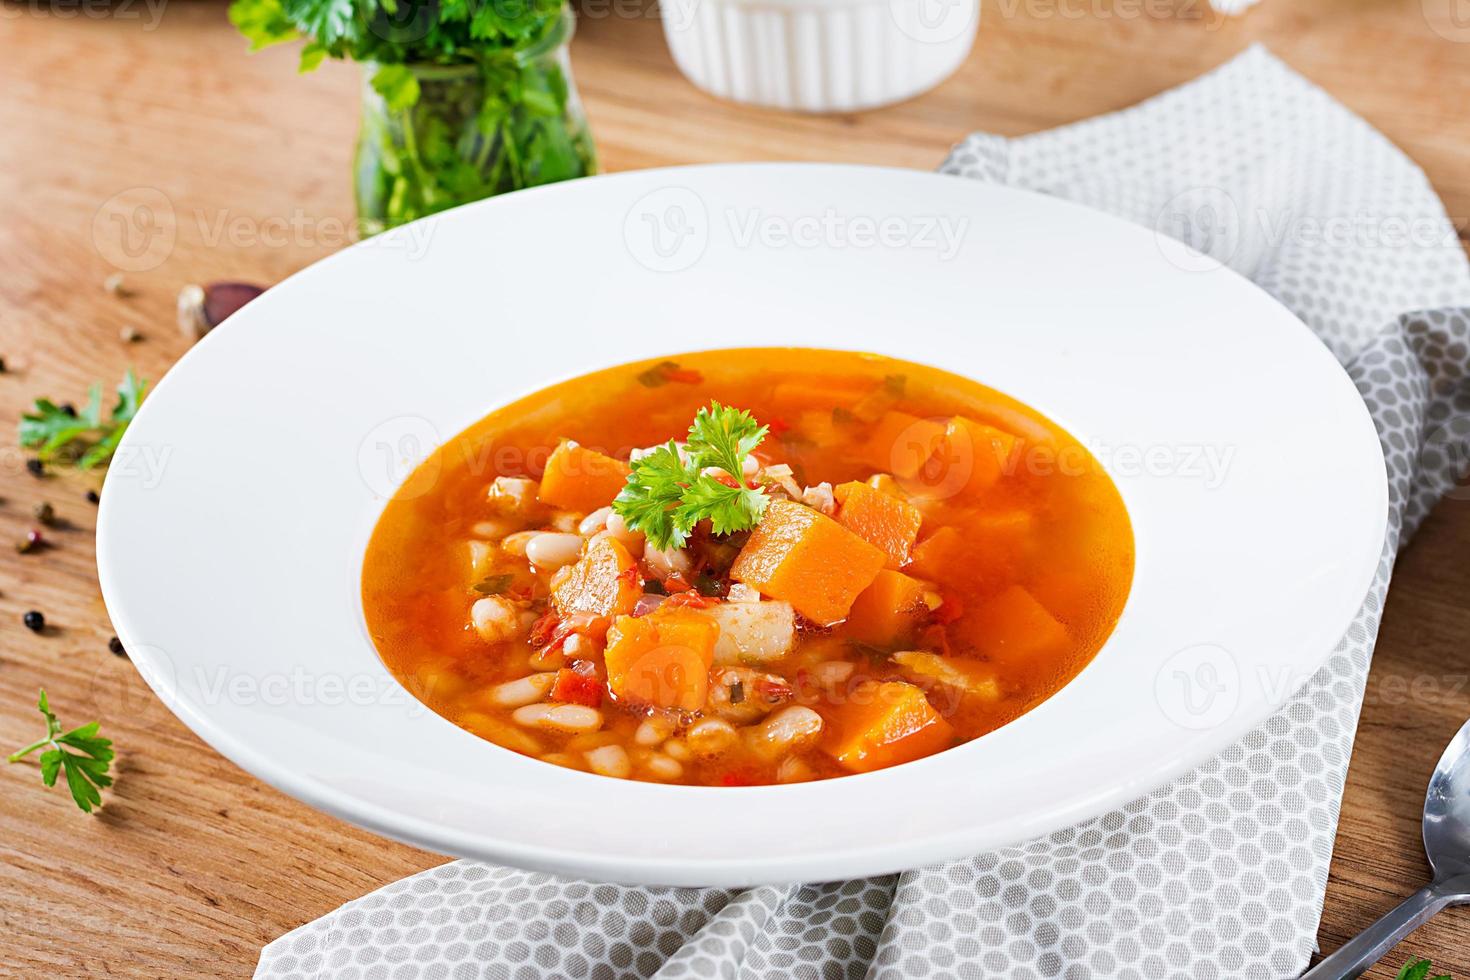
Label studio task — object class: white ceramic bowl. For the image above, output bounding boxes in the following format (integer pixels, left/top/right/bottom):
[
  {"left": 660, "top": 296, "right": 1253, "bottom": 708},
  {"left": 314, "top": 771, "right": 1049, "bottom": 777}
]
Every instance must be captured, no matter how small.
[
  {"left": 97, "top": 164, "right": 1386, "bottom": 886},
  {"left": 659, "top": 0, "right": 978, "bottom": 112}
]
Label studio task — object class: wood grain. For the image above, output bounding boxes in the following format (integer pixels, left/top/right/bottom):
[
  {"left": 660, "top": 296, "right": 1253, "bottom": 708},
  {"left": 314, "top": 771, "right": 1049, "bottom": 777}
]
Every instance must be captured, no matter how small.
[{"left": 0, "top": 0, "right": 1467, "bottom": 975}]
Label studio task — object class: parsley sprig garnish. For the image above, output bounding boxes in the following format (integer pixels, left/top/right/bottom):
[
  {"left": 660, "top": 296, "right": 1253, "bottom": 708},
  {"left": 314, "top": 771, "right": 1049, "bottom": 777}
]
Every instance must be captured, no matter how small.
[
  {"left": 8, "top": 690, "right": 114, "bottom": 813},
  {"left": 20, "top": 369, "right": 147, "bottom": 470},
  {"left": 613, "top": 402, "right": 770, "bottom": 551}
]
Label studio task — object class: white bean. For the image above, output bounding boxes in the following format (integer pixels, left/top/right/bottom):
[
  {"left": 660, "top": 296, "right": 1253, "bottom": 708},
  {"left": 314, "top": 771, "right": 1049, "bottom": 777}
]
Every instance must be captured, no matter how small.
[
  {"left": 585, "top": 744, "right": 631, "bottom": 779},
  {"left": 604, "top": 513, "right": 645, "bottom": 555},
  {"left": 777, "top": 756, "right": 815, "bottom": 784},
  {"left": 644, "top": 543, "right": 692, "bottom": 579},
  {"left": 685, "top": 718, "right": 737, "bottom": 756},
  {"left": 525, "top": 532, "right": 584, "bottom": 570},
  {"left": 501, "top": 530, "right": 540, "bottom": 557},
  {"left": 512, "top": 703, "right": 604, "bottom": 734},
  {"left": 471, "top": 518, "right": 519, "bottom": 540},
  {"left": 634, "top": 717, "right": 673, "bottom": 746},
  {"left": 487, "top": 672, "right": 557, "bottom": 708},
  {"left": 487, "top": 476, "right": 540, "bottom": 512},
  {"left": 644, "top": 752, "right": 683, "bottom": 780},
  {"left": 471, "top": 596, "right": 525, "bottom": 643},
  {"left": 747, "top": 706, "right": 824, "bottom": 759},
  {"left": 466, "top": 540, "right": 494, "bottom": 577},
  {"left": 810, "top": 661, "right": 855, "bottom": 688},
  {"left": 662, "top": 738, "right": 691, "bottom": 762},
  {"left": 563, "top": 633, "right": 601, "bottom": 660},
  {"left": 550, "top": 511, "right": 584, "bottom": 533},
  {"left": 579, "top": 507, "right": 613, "bottom": 536}
]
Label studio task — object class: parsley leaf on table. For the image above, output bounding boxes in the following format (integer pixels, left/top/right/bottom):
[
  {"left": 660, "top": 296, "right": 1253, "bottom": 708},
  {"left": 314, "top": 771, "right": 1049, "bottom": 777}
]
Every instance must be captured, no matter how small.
[
  {"left": 1397, "top": 959, "right": 1452, "bottom": 980},
  {"left": 612, "top": 403, "right": 770, "bottom": 551},
  {"left": 19, "top": 369, "right": 147, "bottom": 470},
  {"left": 7, "top": 690, "right": 114, "bottom": 813}
]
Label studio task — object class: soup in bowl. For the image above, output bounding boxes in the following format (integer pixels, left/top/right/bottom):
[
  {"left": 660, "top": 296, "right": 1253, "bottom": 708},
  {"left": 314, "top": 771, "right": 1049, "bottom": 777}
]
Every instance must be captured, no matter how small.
[{"left": 362, "top": 348, "right": 1133, "bottom": 786}]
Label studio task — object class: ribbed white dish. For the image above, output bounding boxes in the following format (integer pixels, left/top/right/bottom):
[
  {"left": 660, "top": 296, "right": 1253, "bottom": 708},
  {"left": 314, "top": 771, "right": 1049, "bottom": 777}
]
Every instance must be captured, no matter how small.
[{"left": 659, "top": 0, "right": 979, "bottom": 112}]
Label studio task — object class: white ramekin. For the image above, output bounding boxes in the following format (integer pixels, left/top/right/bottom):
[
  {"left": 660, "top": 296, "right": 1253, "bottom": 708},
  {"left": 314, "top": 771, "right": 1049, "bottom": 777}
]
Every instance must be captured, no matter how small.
[{"left": 659, "top": 0, "right": 979, "bottom": 113}]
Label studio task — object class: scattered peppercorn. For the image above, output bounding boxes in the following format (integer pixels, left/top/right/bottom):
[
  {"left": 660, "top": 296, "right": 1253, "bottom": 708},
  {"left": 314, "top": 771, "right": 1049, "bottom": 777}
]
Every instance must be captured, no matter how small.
[
  {"left": 85, "top": 489, "right": 100, "bottom": 504},
  {"left": 60, "top": 402, "right": 77, "bottom": 418},
  {"left": 0, "top": 356, "right": 7, "bottom": 372},
  {"left": 119, "top": 325, "right": 142, "bottom": 343},
  {"left": 33, "top": 501, "right": 56, "bottom": 526},
  {"left": 108, "top": 636, "right": 127, "bottom": 658},
  {"left": 26, "top": 458, "right": 44, "bottom": 477},
  {"left": 23, "top": 610, "right": 45, "bottom": 633}
]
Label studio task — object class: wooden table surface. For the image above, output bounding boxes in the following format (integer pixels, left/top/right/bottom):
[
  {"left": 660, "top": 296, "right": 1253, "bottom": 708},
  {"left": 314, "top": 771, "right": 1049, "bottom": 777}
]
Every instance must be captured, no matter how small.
[{"left": 2, "top": 0, "right": 1468, "bottom": 976}]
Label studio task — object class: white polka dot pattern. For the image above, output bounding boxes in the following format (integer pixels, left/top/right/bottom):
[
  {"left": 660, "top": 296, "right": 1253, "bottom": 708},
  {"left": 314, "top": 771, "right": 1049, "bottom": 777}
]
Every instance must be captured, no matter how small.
[{"left": 256, "top": 46, "right": 1470, "bottom": 980}]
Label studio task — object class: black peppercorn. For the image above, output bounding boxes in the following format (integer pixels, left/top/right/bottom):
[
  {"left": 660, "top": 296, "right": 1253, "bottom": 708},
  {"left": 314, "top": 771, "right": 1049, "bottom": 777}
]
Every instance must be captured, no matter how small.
[
  {"left": 26, "top": 458, "right": 44, "bottom": 477},
  {"left": 85, "top": 489, "right": 100, "bottom": 504},
  {"left": 108, "top": 636, "right": 127, "bottom": 657},
  {"left": 23, "top": 610, "right": 44, "bottom": 632},
  {"left": 60, "top": 403, "right": 77, "bottom": 418},
  {"left": 33, "top": 502, "right": 55, "bottom": 526}
]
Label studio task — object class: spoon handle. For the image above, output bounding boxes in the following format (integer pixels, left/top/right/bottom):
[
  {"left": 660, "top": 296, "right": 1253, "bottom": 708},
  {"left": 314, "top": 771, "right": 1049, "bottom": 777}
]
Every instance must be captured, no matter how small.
[{"left": 1300, "top": 884, "right": 1458, "bottom": 979}]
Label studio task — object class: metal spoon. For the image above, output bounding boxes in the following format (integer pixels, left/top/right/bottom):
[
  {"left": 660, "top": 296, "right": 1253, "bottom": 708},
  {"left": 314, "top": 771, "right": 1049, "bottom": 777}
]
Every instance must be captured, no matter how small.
[{"left": 1302, "top": 717, "right": 1470, "bottom": 978}]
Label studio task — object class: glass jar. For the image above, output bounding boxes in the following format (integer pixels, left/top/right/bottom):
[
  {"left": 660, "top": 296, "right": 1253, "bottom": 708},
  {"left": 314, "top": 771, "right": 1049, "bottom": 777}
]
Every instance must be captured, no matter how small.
[{"left": 354, "top": 7, "right": 597, "bottom": 236}]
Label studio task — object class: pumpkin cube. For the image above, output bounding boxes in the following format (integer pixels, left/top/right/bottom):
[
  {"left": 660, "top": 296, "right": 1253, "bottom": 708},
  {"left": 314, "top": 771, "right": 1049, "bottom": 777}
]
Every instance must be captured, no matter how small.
[
  {"left": 822, "top": 681, "right": 955, "bottom": 773},
  {"left": 537, "top": 440, "right": 631, "bottom": 513},
  {"left": 964, "top": 585, "right": 1069, "bottom": 662},
  {"left": 834, "top": 480, "right": 923, "bottom": 569},
  {"left": 603, "top": 608, "right": 718, "bottom": 711},
  {"left": 552, "top": 536, "right": 640, "bottom": 618},
  {"left": 730, "top": 500, "right": 886, "bottom": 626},
  {"left": 843, "top": 570, "right": 930, "bottom": 647},
  {"left": 860, "top": 411, "right": 947, "bottom": 480}
]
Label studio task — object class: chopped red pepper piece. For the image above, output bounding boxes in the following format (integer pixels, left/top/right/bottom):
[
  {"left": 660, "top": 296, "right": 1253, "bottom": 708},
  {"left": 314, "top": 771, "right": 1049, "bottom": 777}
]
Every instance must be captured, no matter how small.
[
  {"left": 552, "top": 666, "right": 604, "bottom": 707},
  {"left": 662, "top": 366, "right": 704, "bottom": 384}
]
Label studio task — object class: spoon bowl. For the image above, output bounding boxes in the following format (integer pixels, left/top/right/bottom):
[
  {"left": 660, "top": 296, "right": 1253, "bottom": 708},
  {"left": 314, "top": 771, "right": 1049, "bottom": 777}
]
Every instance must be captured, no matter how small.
[
  {"left": 1424, "top": 718, "right": 1470, "bottom": 882},
  {"left": 1304, "top": 716, "right": 1470, "bottom": 978}
]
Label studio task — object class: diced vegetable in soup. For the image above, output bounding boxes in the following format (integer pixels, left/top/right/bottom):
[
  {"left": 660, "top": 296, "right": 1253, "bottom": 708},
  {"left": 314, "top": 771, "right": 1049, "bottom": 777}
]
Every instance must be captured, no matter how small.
[{"left": 361, "top": 348, "right": 1134, "bottom": 785}]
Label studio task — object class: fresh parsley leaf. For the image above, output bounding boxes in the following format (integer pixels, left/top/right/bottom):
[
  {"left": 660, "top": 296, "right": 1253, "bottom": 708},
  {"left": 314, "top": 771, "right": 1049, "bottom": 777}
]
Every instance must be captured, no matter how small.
[
  {"left": 228, "top": 0, "right": 300, "bottom": 50},
  {"left": 686, "top": 401, "right": 767, "bottom": 485},
  {"left": 371, "top": 63, "right": 422, "bottom": 113},
  {"left": 472, "top": 573, "right": 515, "bottom": 595},
  {"left": 19, "top": 370, "right": 147, "bottom": 471},
  {"left": 613, "top": 442, "right": 697, "bottom": 551},
  {"left": 611, "top": 403, "right": 771, "bottom": 551},
  {"left": 675, "top": 474, "right": 768, "bottom": 536},
  {"left": 1396, "top": 959, "right": 1451, "bottom": 980},
  {"left": 8, "top": 690, "right": 114, "bottom": 814}
]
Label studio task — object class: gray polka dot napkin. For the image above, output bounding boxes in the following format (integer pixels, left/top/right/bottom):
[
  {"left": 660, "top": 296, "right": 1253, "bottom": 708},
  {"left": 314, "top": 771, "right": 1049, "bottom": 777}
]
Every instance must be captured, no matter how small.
[{"left": 256, "top": 46, "right": 1470, "bottom": 980}]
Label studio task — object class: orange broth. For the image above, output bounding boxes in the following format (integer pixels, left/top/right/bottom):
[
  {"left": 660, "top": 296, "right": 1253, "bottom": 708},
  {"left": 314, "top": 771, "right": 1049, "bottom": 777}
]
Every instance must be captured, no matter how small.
[{"left": 362, "top": 348, "right": 1134, "bottom": 785}]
